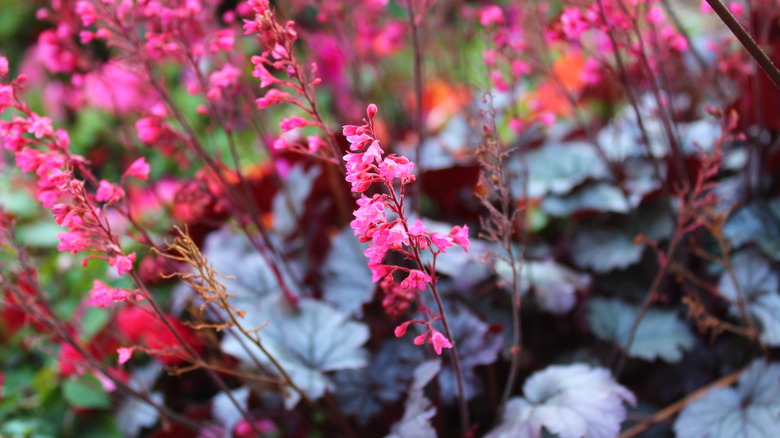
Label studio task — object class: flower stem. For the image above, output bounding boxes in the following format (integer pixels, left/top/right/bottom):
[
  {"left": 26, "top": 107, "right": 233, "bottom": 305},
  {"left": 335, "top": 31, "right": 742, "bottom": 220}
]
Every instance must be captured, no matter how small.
[{"left": 705, "top": 0, "right": 780, "bottom": 90}]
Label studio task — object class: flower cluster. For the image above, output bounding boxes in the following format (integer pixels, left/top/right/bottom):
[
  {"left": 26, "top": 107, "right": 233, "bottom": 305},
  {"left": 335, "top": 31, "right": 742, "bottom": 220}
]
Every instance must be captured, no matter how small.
[
  {"left": 343, "top": 104, "right": 469, "bottom": 355},
  {"left": 394, "top": 320, "right": 453, "bottom": 355},
  {"left": 473, "top": 0, "right": 691, "bottom": 131},
  {"left": 1, "top": 58, "right": 142, "bottom": 277},
  {"left": 88, "top": 280, "right": 143, "bottom": 308},
  {"left": 244, "top": 0, "right": 341, "bottom": 162}
]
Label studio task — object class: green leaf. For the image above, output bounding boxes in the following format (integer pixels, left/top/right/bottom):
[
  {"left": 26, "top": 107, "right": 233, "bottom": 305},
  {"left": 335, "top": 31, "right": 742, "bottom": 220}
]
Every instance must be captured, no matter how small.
[
  {"left": 272, "top": 163, "right": 320, "bottom": 237},
  {"left": 674, "top": 359, "right": 780, "bottom": 438},
  {"left": 522, "top": 260, "right": 591, "bottom": 315},
  {"left": 386, "top": 360, "right": 441, "bottom": 438},
  {"left": 81, "top": 307, "right": 110, "bottom": 340},
  {"left": 62, "top": 374, "right": 111, "bottom": 410},
  {"left": 75, "top": 412, "right": 123, "bottom": 438},
  {"left": 724, "top": 198, "right": 780, "bottom": 261},
  {"left": 542, "top": 183, "right": 630, "bottom": 216},
  {"left": 570, "top": 224, "right": 644, "bottom": 273},
  {"left": 69, "top": 109, "right": 107, "bottom": 154},
  {"left": 514, "top": 141, "right": 609, "bottom": 198},
  {"left": 321, "top": 227, "right": 374, "bottom": 317},
  {"left": 486, "top": 364, "right": 635, "bottom": 438},
  {"left": 718, "top": 249, "right": 780, "bottom": 346},
  {"left": 0, "top": 175, "right": 39, "bottom": 219},
  {"left": 221, "top": 296, "right": 369, "bottom": 409},
  {"left": 588, "top": 297, "right": 694, "bottom": 363},
  {"left": 16, "top": 221, "right": 62, "bottom": 248},
  {"left": 333, "top": 340, "right": 423, "bottom": 425}
]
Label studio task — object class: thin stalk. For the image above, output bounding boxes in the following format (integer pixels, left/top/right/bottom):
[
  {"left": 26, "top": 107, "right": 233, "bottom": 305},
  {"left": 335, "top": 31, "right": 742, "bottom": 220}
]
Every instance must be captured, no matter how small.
[
  {"left": 406, "top": 0, "right": 426, "bottom": 215},
  {"left": 387, "top": 185, "right": 470, "bottom": 436},
  {"left": 131, "top": 272, "right": 267, "bottom": 438},
  {"left": 705, "top": 0, "right": 780, "bottom": 90},
  {"left": 619, "top": 367, "right": 744, "bottom": 438},
  {"left": 0, "top": 224, "right": 211, "bottom": 436},
  {"left": 497, "top": 241, "right": 522, "bottom": 414},
  {"left": 596, "top": 0, "right": 677, "bottom": 225},
  {"left": 713, "top": 236, "right": 762, "bottom": 347},
  {"left": 660, "top": 0, "right": 728, "bottom": 100},
  {"left": 613, "top": 226, "right": 681, "bottom": 377}
]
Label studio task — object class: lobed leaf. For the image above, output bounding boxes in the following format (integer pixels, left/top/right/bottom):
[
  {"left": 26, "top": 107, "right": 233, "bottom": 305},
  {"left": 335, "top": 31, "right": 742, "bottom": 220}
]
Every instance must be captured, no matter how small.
[
  {"left": 485, "top": 364, "right": 635, "bottom": 438},
  {"left": 724, "top": 198, "right": 780, "bottom": 261},
  {"left": 321, "top": 227, "right": 374, "bottom": 317},
  {"left": 588, "top": 297, "right": 694, "bottom": 362},
  {"left": 674, "top": 359, "right": 780, "bottom": 438},
  {"left": 385, "top": 360, "right": 441, "bottom": 438},
  {"left": 717, "top": 249, "right": 780, "bottom": 346},
  {"left": 221, "top": 296, "right": 369, "bottom": 408}
]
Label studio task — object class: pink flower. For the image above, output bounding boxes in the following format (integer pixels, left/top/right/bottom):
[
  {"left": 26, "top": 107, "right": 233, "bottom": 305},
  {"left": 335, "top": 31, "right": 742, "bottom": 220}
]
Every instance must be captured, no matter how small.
[
  {"left": 0, "top": 56, "right": 8, "bottom": 77},
  {"left": 89, "top": 280, "right": 132, "bottom": 307},
  {"left": 211, "top": 29, "right": 235, "bottom": 53},
  {"left": 235, "top": 419, "right": 277, "bottom": 436},
  {"left": 75, "top": 1, "right": 98, "bottom": 26},
  {"left": 57, "top": 231, "right": 90, "bottom": 254},
  {"left": 539, "top": 111, "right": 556, "bottom": 126},
  {"left": 728, "top": 1, "right": 744, "bottom": 17},
  {"left": 400, "top": 270, "right": 432, "bottom": 291},
  {"left": 394, "top": 320, "right": 414, "bottom": 337},
  {"left": 136, "top": 117, "right": 163, "bottom": 144},
  {"left": 350, "top": 194, "right": 386, "bottom": 236},
  {"left": 449, "top": 225, "right": 470, "bottom": 252},
  {"left": 662, "top": 26, "right": 689, "bottom": 52},
  {"left": 480, "top": 5, "right": 504, "bottom": 26},
  {"left": 52, "top": 204, "right": 75, "bottom": 226},
  {"left": 384, "top": 222, "right": 410, "bottom": 248},
  {"left": 429, "top": 329, "right": 453, "bottom": 355},
  {"left": 1, "top": 121, "right": 28, "bottom": 151},
  {"left": 409, "top": 219, "right": 427, "bottom": 235},
  {"left": 307, "top": 136, "right": 326, "bottom": 152},
  {"left": 560, "top": 7, "right": 589, "bottom": 40},
  {"left": 491, "top": 70, "right": 509, "bottom": 92},
  {"left": 279, "top": 116, "right": 312, "bottom": 132},
  {"left": 207, "top": 64, "right": 241, "bottom": 100},
  {"left": 369, "top": 264, "right": 393, "bottom": 283},
  {"left": 117, "top": 347, "right": 135, "bottom": 364},
  {"left": 37, "top": 189, "right": 60, "bottom": 208},
  {"left": 483, "top": 49, "right": 497, "bottom": 68},
  {"left": 581, "top": 58, "right": 601, "bottom": 85},
  {"left": 256, "top": 89, "right": 292, "bottom": 109},
  {"left": 343, "top": 151, "right": 365, "bottom": 173},
  {"left": 647, "top": 5, "right": 665, "bottom": 24},
  {"left": 55, "top": 129, "right": 70, "bottom": 150},
  {"left": 96, "top": 180, "right": 125, "bottom": 203},
  {"left": 123, "top": 157, "right": 150, "bottom": 181},
  {"left": 378, "top": 155, "right": 414, "bottom": 181},
  {"left": 430, "top": 232, "right": 453, "bottom": 252},
  {"left": 79, "top": 30, "right": 94, "bottom": 44},
  {"left": 364, "top": 244, "right": 389, "bottom": 265},
  {"left": 110, "top": 252, "right": 136, "bottom": 276},
  {"left": 15, "top": 147, "right": 43, "bottom": 174},
  {"left": 28, "top": 115, "right": 53, "bottom": 139},
  {"left": 343, "top": 125, "right": 373, "bottom": 151},
  {"left": 345, "top": 166, "right": 374, "bottom": 192},
  {"left": 271, "top": 43, "right": 289, "bottom": 60},
  {"left": 251, "top": 57, "right": 279, "bottom": 87},
  {"left": 272, "top": 136, "right": 288, "bottom": 150},
  {"left": 243, "top": 19, "right": 261, "bottom": 35},
  {"left": 511, "top": 60, "right": 532, "bottom": 78},
  {"left": 0, "top": 85, "right": 13, "bottom": 112}
]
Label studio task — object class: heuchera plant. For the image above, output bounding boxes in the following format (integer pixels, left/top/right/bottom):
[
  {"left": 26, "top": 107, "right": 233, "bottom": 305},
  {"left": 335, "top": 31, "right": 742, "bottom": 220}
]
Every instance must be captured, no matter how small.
[{"left": 1, "top": 0, "right": 780, "bottom": 437}]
